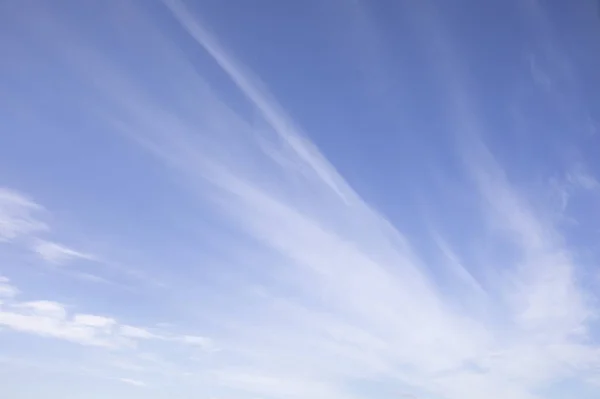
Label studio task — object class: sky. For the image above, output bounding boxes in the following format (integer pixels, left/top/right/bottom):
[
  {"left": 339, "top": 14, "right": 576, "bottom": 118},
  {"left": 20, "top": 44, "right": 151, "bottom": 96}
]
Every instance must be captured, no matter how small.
[{"left": 1, "top": 0, "right": 600, "bottom": 398}]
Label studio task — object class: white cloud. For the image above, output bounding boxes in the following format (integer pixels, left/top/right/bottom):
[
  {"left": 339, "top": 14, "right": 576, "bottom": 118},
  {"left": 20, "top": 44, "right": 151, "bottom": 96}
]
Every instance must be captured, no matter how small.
[
  {"left": 73, "top": 314, "right": 117, "bottom": 329},
  {"left": 402, "top": 0, "right": 599, "bottom": 393},
  {"left": 0, "top": 188, "right": 48, "bottom": 242},
  {"left": 179, "top": 335, "right": 217, "bottom": 351},
  {"left": 0, "top": 298, "right": 149, "bottom": 349},
  {"left": 162, "top": 0, "right": 354, "bottom": 205},
  {"left": 16, "top": 300, "right": 68, "bottom": 319},
  {"left": 0, "top": 276, "right": 19, "bottom": 298},
  {"left": 0, "top": 188, "right": 99, "bottom": 275},
  {"left": 32, "top": 239, "right": 95, "bottom": 265},
  {"left": 119, "top": 377, "right": 146, "bottom": 387},
  {"left": 431, "top": 232, "right": 486, "bottom": 296},
  {"left": 119, "top": 325, "right": 156, "bottom": 339},
  {"left": 143, "top": 5, "right": 490, "bottom": 389},
  {"left": 567, "top": 168, "right": 600, "bottom": 191},
  {"left": 0, "top": 282, "right": 136, "bottom": 348},
  {"left": 4, "top": 2, "right": 598, "bottom": 398},
  {"left": 0, "top": 300, "right": 117, "bottom": 347},
  {"left": 141, "top": 5, "right": 597, "bottom": 398},
  {"left": 0, "top": 276, "right": 217, "bottom": 361}
]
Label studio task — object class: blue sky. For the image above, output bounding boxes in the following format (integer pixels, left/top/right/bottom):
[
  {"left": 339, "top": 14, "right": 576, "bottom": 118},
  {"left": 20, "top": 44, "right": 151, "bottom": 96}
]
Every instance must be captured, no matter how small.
[{"left": 1, "top": 0, "right": 600, "bottom": 398}]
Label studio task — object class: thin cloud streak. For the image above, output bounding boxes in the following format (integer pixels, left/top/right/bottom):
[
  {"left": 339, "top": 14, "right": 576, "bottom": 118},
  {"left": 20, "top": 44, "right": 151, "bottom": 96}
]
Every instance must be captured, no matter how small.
[
  {"left": 406, "top": 1, "right": 599, "bottom": 396},
  {"left": 32, "top": 239, "right": 96, "bottom": 265},
  {"left": 0, "top": 276, "right": 217, "bottom": 355},
  {"left": 163, "top": 0, "right": 354, "bottom": 204},
  {"left": 119, "top": 377, "right": 146, "bottom": 387},
  {"left": 0, "top": 188, "right": 48, "bottom": 242}
]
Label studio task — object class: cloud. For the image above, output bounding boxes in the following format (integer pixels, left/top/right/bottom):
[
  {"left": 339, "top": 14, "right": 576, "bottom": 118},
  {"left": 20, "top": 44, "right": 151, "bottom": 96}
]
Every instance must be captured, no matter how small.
[
  {"left": 0, "top": 280, "right": 140, "bottom": 348},
  {"left": 119, "top": 377, "right": 146, "bottom": 387},
  {"left": 0, "top": 276, "right": 19, "bottom": 298},
  {"left": 32, "top": 239, "right": 96, "bottom": 265},
  {"left": 550, "top": 165, "right": 600, "bottom": 213},
  {"left": 119, "top": 325, "right": 156, "bottom": 340},
  {"left": 148, "top": 3, "right": 597, "bottom": 398},
  {"left": 162, "top": 0, "right": 354, "bottom": 205},
  {"left": 567, "top": 168, "right": 600, "bottom": 192},
  {"left": 0, "top": 188, "right": 48, "bottom": 242},
  {"left": 0, "top": 299, "right": 126, "bottom": 348},
  {"left": 0, "top": 187, "right": 97, "bottom": 270},
  {"left": 402, "top": 0, "right": 600, "bottom": 393},
  {"left": 73, "top": 314, "right": 117, "bottom": 329},
  {"left": 2, "top": 2, "right": 598, "bottom": 398},
  {"left": 179, "top": 335, "right": 218, "bottom": 351},
  {"left": 0, "top": 275, "right": 216, "bottom": 359},
  {"left": 520, "top": 0, "right": 597, "bottom": 139},
  {"left": 431, "top": 232, "right": 486, "bottom": 296},
  {"left": 0, "top": 187, "right": 134, "bottom": 288}
]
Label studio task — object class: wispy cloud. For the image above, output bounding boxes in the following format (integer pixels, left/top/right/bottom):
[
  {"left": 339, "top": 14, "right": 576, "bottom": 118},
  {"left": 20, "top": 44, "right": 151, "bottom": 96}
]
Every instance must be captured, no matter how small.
[
  {"left": 0, "top": 293, "right": 134, "bottom": 348},
  {"left": 567, "top": 167, "right": 600, "bottom": 192},
  {"left": 0, "top": 1, "right": 598, "bottom": 398},
  {"left": 431, "top": 231, "right": 486, "bottom": 296},
  {"left": 0, "top": 186, "right": 146, "bottom": 289},
  {"left": 119, "top": 325, "right": 156, "bottom": 340},
  {"left": 152, "top": 2, "right": 598, "bottom": 398},
  {"left": 178, "top": 335, "right": 218, "bottom": 352},
  {"left": 0, "top": 188, "right": 48, "bottom": 242},
  {"left": 0, "top": 276, "right": 19, "bottom": 299},
  {"left": 0, "top": 275, "right": 216, "bottom": 356},
  {"left": 520, "top": 0, "right": 597, "bottom": 139},
  {"left": 162, "top": 0, "right": 355, "bottom": 205},
  {"left": 32, "top": 239, "right": 96, "bottom": 265},
  {"left": 0, "top": 187, "right": 95, "bottom": 265},
  {"left": 119, "top": 377, "right": 146, "bottom": 387}
]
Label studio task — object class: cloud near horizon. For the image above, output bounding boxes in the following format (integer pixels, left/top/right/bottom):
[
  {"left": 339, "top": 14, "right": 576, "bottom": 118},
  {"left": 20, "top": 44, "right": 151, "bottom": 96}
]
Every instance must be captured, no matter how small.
[{"left": 1, "top": 0, "right": 599, "bottom": 398}]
